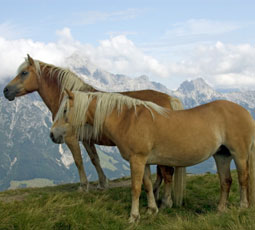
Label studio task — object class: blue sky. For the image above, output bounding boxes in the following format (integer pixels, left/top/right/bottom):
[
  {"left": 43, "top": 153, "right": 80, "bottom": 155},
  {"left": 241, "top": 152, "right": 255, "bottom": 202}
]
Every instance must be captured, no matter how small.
[{"left": 1, "top": 0, "right": 255, "bottom": 89}]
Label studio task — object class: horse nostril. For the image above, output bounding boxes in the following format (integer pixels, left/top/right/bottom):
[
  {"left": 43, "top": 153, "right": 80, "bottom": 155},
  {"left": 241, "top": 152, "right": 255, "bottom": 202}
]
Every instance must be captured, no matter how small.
[
  {"left": 50, "top": 132, "right": 54, "bottom": 140},
  {"left": 3, "top": 87, "right": 8, "bottom": 94}
]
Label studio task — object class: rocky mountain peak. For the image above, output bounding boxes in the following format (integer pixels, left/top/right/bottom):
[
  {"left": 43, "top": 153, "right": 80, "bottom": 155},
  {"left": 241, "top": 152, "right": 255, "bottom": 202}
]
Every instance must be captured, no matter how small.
[
  {"left": 177, "top": 78, "right": 214, "bottom": 94},
  {"left": 173, "top": 78, "right": 222, "bottom": 107}
]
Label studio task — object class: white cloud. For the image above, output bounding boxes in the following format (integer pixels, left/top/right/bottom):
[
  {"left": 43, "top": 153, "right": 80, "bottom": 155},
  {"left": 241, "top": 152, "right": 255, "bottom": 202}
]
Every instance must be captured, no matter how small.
[
  {"left": 0, "top": 21, "right": 27, "bottom": 40},
  {"left": 0, "top": 29, "right": 168, "bottom": 83},
  {"left": 165, "top": 41, "right": 255, "bottom": 88},
  {"left": 1, "top": 27, "right": 255, "bottom": 90},
  {"left": 0, "top": 30, "right": 78, "bottom": 82},
  {"left": 56, "top": 27, "right": 74, "bottom": 42},
  {"left": 165, "top": 19, "right": 240, "bottom": 38},
  {"left": 87, "top": 35, "right": 169, "bottom": 78},
  {"left": 73, "top": 8, "right": 141, "bottom": 25}
]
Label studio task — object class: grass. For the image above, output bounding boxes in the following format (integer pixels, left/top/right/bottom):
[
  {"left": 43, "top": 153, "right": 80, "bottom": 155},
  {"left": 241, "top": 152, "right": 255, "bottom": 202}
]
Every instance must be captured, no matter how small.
[{"left": 0, "top": 171, "right": 255, "bottom": 230}]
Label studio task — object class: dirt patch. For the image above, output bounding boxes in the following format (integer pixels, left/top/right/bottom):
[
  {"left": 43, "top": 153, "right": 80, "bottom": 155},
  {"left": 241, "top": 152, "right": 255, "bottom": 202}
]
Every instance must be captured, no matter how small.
[
  {"left": 108, "top": 179, "right": 131, "bottom": 188},
  {"left": 0, "top": 192, "right": 29, "bottom": 203},
  {"left": 87, "top": 178, "right": 131, "bottom": 191}
]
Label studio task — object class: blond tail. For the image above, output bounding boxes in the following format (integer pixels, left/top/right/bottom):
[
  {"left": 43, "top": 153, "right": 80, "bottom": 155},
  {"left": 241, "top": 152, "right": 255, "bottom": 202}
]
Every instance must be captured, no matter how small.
[
  {"left": 170, "top": 97, "right": 186, "bottom": 207},
  {"left": 173, "top": 167, "right": 186, "bottom": 207}
]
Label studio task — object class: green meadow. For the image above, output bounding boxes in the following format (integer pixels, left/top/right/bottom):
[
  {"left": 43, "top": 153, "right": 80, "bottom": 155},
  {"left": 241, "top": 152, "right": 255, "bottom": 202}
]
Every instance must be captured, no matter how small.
[{"left": 0, "top": 171, "right": 254, "bottom": 230}]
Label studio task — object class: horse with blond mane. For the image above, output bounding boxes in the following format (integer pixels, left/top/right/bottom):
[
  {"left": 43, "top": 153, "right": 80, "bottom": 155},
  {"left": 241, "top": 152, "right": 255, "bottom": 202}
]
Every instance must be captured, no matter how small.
[
  {"left": 51, "top": 89, "right": 255, "bottom": 223},
  {"left": 3, "top": 54, "right": 185, "bottom": 207}
]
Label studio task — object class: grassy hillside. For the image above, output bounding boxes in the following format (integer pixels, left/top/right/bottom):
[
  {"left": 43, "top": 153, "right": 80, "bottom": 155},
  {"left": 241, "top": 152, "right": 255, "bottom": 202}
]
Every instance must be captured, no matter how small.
[{"left": 0, "top": 171, "right": 254, "bottom": 230}]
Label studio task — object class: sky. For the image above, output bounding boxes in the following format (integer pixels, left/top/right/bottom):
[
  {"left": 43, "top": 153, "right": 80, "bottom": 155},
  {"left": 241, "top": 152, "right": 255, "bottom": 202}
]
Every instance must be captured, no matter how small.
[{"left": 1, "top": 0, "right": 255, "bottom": 90}]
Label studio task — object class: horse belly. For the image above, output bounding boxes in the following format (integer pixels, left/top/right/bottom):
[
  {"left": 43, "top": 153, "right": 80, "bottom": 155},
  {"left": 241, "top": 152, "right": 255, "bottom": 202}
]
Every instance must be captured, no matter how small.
[{"left": 147, "top": 137, "right": 221, "bottom": 167}]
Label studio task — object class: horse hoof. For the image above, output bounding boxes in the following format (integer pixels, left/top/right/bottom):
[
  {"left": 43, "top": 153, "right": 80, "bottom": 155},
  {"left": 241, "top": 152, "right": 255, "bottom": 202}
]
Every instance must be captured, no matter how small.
[
  {"left": 128, "top": 214, "right": 140, "bottom": 224},
  {"left": 146, "top": 207, "right": 159, "bottom": 215},
  {"left": 97, "top": 179, "right": 109, "bottom": 190},
  {"left": 240, "top": 202, "right": 249, "bottom": 209},
  {"left": 78, "top": 184, "right": 89, "bottom": 192},
  {"left": 160, "top": 200, "right": 173, "bottom": 209},
  {"left": 217, "top": 205, "right": 227, "bottom": 212}
]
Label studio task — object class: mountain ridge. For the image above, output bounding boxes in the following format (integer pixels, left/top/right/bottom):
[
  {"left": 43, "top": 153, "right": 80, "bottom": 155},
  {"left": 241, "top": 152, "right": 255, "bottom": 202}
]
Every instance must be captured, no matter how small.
[{"left": 0, "top": 54, "right": 255, "bottom": 191}]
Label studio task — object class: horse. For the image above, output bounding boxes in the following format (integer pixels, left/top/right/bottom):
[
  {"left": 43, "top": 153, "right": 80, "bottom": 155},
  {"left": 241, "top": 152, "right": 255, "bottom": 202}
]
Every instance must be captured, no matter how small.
[
  {"left": 50, "top": 89, "right": 255, "bottom": 223},
  {"left": 3, "top": 54, "right": 186, "bottom": 207}
]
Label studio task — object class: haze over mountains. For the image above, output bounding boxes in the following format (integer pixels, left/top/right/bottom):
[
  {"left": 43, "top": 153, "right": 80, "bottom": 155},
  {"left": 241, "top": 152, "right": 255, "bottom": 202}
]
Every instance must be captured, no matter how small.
[{"left": 0, "top": 53, "right": 254, "bottom": 191}]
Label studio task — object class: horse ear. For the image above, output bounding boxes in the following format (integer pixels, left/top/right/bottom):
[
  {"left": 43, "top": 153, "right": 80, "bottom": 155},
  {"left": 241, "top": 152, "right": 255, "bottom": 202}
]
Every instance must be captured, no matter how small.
[
  {"left": 64, "top": 88, "right": 74, "bottom": 100},
  {"left": 27, "top": 54, "right": 35, "bottom": 66}
]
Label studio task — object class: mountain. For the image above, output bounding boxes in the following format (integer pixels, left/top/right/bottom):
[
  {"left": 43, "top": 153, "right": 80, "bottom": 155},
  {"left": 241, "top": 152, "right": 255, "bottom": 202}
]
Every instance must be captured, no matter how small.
[
  {"left": 66, "top": 53, "right": 172, "bottom": 94},
  {"left": 174, "top": 78, "right": 223, "bottom": 107},
  {"left": 173, "top": 77, "right": 255, "bottom": 116},
  {"left": 0, "top": 84, "right": 130, "bottom": 191},
  {"left": 1, "top": 54, "right": 255, "bottom": 191}
]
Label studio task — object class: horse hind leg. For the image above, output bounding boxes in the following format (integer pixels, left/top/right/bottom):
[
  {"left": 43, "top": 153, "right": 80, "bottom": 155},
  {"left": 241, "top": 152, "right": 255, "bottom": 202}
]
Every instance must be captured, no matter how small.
[
  {"left": 213, "top": 147, "right": 233, "bottom": 211},
  {"left": 160, "top": 166, "right": 174, "bottom": 209},
  {"left": 83, "top": 141, "right": 108, "bottom": 189},
  {"left": 230, "top": 145, "right": 250, "bottom": 209},
  {"left": 153, "top": 165, "right": 163, "bottom": 203},
  {"left": 143, "top": 165, "right": 159, "bottom": 215},
  {"left": 248, "top": 140, "right": 255, "bottom": 207}
]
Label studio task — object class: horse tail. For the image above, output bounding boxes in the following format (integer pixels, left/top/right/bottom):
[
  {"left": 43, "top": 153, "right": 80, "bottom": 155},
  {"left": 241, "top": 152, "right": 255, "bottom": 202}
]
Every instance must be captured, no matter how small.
[
  {"left": 169, "top": 97, "right": 186, "bottom": 207},
  {"left": 173, "top": 167, "right": 186, "bottom": 207},
  {"left": 248, "top": 134, "right": 255, "bottom": 206},
  {"left": 170, "top": 97, "right": 184, "bottom": 111}
]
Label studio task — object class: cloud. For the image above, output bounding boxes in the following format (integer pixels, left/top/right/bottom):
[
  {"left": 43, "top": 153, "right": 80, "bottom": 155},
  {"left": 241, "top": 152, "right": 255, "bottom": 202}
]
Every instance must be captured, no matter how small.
[
  {"left": 56, "top": 27, "right": 74, "bottom": 42},
  {"left": 85, "top": 35, "right": 169, "bottom": 78},
  {"left": 0, "top": 21, "right": 27, "bottom": 40},
  {"left": 166, "top": 41, "right": 255, "bottom": 88},
  {"left": 1, "top": 27, "right": 255, "bottom": 90},
  {"left": 0, "top": 29, "right": 79, "bottom": 82},
  {"left": 0, "top": 28, "right": 167, "bottom": 84},
  {"left": 165, "top": 19, "right": 241, "bottom": 38},
  {"left": 73, "top": 8, "right": 141, "bottom": 25}
]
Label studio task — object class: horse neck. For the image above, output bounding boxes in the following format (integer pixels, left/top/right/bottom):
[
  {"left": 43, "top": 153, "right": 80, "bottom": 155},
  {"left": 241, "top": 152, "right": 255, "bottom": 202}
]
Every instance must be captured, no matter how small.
[
  {"left": 36, "top": 68, "right": 62, "bottom": 117},
  {"left": 37, "top": 65, "right": 98, "bottom": 118},
  {"left": 38, "top": 79, "right": 61, "bottom": 117}
]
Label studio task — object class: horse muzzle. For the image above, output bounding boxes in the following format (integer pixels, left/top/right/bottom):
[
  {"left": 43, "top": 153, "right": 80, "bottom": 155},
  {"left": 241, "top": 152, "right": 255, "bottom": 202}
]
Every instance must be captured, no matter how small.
[
  {"left": 50, "top": 131, "right": 65, "bottom": 144},
  {"left": 3, "top": 85, "right": 19, "bottom": 101}
]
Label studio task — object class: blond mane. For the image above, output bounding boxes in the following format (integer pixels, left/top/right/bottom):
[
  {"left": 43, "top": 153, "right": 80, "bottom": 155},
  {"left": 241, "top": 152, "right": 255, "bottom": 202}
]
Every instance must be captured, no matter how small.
[
  {"left": 17, "top": 58, "right": 95, "bottom": 96},
  {"left": 54, "top": 91, "right": 170, "bottom": 141}
]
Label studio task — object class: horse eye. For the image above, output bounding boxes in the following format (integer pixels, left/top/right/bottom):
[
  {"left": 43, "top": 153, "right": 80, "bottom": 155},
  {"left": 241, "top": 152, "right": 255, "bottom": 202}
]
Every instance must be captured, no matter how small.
[{"left": 21, "top": 71, "right": 28, "bottom": 76}]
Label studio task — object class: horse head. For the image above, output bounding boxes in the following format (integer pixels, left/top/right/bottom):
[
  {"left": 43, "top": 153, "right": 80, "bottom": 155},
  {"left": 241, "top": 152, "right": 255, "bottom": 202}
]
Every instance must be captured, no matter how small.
[
  {"left": 50, "top": 89, "right": 76, "bottom": 144},
  {"left": 3, "top": 54, "right": 39, "bottom": 101}
]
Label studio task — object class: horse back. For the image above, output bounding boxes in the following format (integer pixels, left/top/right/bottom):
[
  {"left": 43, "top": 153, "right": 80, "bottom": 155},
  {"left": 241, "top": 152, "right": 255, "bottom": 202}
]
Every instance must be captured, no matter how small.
[
  {"left": 149, "top": 100, "right": 254, "bottom": 164},
  {"left": 120, "top": 90, "right": 172, "bottom": 108}
]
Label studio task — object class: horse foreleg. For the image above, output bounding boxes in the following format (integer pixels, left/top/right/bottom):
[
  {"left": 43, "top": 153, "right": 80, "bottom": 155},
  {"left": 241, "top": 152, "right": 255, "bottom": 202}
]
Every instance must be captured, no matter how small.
[
  {"left": 65, "top": 136, "right": 89, "bottom": 192},
  {"left": 82, "top": 141, "right": 108, "bottom": 189},
  {"left": 213, "top": 151, "right": 233, "bottom": 211},
  {"left": 160, "top": 166, "right": 174, "bottom": 209},
  {"left": 129, "top": 155, "right": 147, "bottom": 223},
  {"left": 143, "top": 165, "right": 158, "bottom": 215}
]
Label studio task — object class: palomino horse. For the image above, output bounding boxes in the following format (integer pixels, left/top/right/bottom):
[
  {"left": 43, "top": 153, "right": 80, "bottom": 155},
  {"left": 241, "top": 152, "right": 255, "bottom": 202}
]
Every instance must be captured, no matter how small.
[
  {"left": 3, "top": 55, "right": 185, "bottom": 206},
  {"left": 51, "top": 89, "right": 255, "bottom": 223}
]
